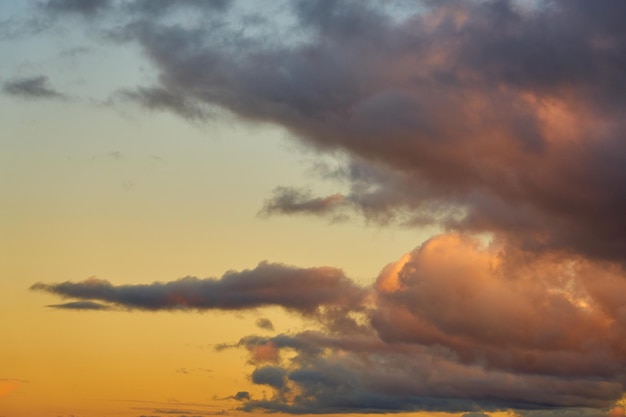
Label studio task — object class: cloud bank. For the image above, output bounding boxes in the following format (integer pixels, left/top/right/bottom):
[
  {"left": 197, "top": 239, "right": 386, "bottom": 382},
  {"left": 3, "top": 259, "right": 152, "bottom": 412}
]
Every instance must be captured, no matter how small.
[
  {"left": 32, "top": 234, "right": 626, "bottom": 415},
  {"left": 28, "top": 0, "right": 626, "bottom": 415}
]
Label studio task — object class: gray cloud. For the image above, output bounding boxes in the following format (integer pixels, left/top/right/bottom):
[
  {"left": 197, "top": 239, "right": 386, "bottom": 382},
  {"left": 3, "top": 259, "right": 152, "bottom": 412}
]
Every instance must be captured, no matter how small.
[
  {"left": 31, "top": 262, "right": 366, "bottom": 315},
  {"left": 251, "top": 366, "right": 287, "bottom": 390},
  {"left": 47, "top": 301, "right": 111, "bottom": 310},
  {"left": 235, "top": 329, "right": 623, "bottom": 415},
  {"left": 260, "top": 187, "right": 347, "bottom": 218},
  {"left": 41, "top": 0, "right": 112, "bottom": 16},
  {"left": 113, "top": 86, "right": 211, "bottom": 121},
  {"left": 123, "top": 0, "right": 232, "bottom": 17},
  {"left": 28, "top": 1, "right": 626, "bottom": 415},
  {"left": 87, "top": 0, "right": 626, "bottom": 263},
  {"left": 41, "top": 0, "right": 114, "bottom": 16},
  {"left": 2, "top": 76, "right": 66, "bottom": 100},
  {"left": 233, "top": 391, "right": 250, "bottom": 402},
  {"left": 255, "top": 318, "right": 275, "bottom": 331}
]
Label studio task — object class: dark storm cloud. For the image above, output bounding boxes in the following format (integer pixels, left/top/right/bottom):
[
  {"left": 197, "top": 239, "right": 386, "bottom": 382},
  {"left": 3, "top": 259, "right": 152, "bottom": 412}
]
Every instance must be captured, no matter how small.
[
  {"left": 2, "top": 76, "right": 66, "bottom": 100},
  {"left": 31, "top": 262, "right": 366, "bottom": 314}
]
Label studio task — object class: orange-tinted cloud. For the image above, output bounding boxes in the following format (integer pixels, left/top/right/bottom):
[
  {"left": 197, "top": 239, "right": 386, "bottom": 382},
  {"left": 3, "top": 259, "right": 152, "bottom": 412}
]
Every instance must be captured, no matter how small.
[
  {"left": 29, "top": 0, "right": 626, "bottom": 415},
  {"left": 31, "top": 262, "right": 366, "bottom": 316}
]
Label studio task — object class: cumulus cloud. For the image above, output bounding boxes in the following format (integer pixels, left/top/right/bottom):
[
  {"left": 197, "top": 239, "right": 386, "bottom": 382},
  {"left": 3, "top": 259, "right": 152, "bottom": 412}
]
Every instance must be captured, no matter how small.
[
  {"left": 28, "top": 0, "right": 626, "bottom": 415},
  {"left": 2, "top": 76, "right": 66, "bottom": 100},
  {"left": 75, "top": 0, "right": 625, "bottom": 263},
  {"left": 217, "top": 235, "right": 626, "bottom": 414}
]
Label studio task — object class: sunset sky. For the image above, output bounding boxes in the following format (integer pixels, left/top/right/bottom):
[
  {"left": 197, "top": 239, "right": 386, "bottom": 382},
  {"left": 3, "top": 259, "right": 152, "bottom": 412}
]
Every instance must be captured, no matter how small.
[{"left": 2, "top": 1, "right": 626, "bottom": 417}]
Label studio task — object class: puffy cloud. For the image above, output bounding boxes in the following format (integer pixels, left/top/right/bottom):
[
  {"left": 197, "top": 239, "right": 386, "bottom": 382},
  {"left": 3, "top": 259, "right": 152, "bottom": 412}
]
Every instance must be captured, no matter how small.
[
  {"left": 251, "top": 366, "right": 288, "bottom": 390},
  {"left": 28, "top": 0, "right": 626, "bottom": 415},
  {"left": 87, "top": 0, "right": 625, "bottom": 263},
  {"left": 28, "top": 1, "right": 626, "bottom": 262},
  {"left": 372, "top": 234, "right": 626, "bottom": 378},
  {"left": 255, "top": 318, "right": 275, "bottom": 331},
  {"left": 202, "top": 234, "right": 626, "bottom": 414}
]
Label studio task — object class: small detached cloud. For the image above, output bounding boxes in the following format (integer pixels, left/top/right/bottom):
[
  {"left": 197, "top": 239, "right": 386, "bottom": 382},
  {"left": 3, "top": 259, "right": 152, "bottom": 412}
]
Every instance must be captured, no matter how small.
[
  {"left": 260, "top": 187, "right": 346, "bottom": 217},
  {"left": 2, "top": 76, "right": 66, "bottom": 100},
  {"left": 255, "top": 318, "right": 275, "bottom": 331}
]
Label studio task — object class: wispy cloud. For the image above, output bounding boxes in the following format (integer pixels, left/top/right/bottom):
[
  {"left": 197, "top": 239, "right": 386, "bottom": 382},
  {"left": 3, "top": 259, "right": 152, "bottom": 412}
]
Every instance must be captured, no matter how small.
[
  {"left": 2, "top": 76, "right": 66, "bottom": 100},
  {"left": 31, "top": 262, "right": 366, "bottom": 316}
]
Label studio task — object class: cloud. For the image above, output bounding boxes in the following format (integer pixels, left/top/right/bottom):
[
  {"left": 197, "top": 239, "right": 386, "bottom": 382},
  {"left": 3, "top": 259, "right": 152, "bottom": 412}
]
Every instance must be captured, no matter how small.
[
  {"left": 206, "top": 233, "right": 626, "bottom": 414},
  {"left": 47, "top": 301, "right": 111, "bottom": 310},
  {"left": 2, "top": 76, "right": 66, "bottom": 100},
  {"left": 260, "top": 187, "right": 346, "bottom": 217},
  {"left": 41, "top": 0, "right": 113, "bottom": 16},
  {"left": 122, "top": 0, "right": 232, "bottom": 17},
  {"left": 255, "top": 318, "right": 275, "bottom": 331},
  {"left": 233, "top": 391, "right": 250, "bottom": 402},
  {"left": 71, "top": 0, "right": 625, "bottom": 263},
  {"left": 113, "top": 87, "right": 211, "bottom": 121},
  {"left": 28, "top": 0, "right": 626, "bottom": 415},
  {"left": 251, "top": 366, "right": 287, "bottom": 390},
  {"left": 31, "top": 262, "right": 366, "bottom": 315}
]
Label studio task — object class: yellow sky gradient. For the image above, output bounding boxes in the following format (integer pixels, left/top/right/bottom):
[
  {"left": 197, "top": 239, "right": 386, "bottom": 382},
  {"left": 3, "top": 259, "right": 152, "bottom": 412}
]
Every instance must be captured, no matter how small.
[
  {"left": 3, "top": 1, "right": 626, "bottom": 417},
  {"left": 0, "top": 97, "right": 432, "bottom": 416}
]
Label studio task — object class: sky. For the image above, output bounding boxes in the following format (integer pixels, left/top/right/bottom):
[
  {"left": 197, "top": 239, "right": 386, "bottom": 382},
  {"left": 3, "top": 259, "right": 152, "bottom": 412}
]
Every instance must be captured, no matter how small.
[{"left": 2, "top": 1, "right": 626, "bottom": 417}]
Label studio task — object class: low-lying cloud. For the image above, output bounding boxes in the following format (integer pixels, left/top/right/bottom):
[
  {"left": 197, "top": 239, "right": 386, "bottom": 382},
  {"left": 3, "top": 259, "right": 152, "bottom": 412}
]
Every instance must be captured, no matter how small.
[{"left": 33, "top": 233, "right": 626, "bottom": 415}]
